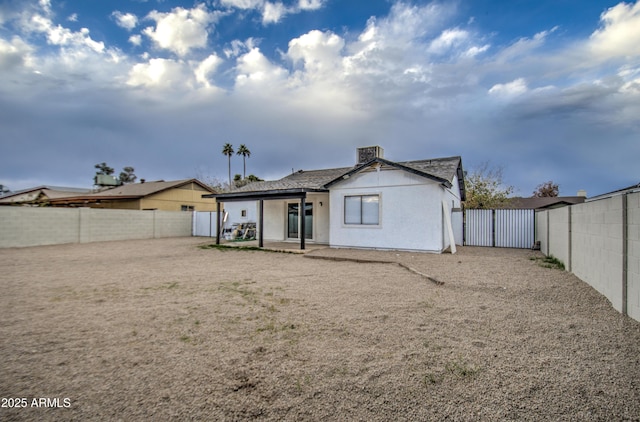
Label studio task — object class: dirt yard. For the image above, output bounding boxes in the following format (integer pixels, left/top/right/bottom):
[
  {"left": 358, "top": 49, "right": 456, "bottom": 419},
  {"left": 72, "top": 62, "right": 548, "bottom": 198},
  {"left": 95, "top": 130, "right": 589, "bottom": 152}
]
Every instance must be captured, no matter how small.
[{"left": 1, "top": 237, "right": 639, "bottom": 421}]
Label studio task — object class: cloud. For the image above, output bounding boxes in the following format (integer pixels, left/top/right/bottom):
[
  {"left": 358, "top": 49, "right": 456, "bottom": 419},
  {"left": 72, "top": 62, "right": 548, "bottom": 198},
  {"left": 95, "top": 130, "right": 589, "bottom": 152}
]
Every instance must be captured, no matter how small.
[
  {"left": 195, "top": 53, "right": 223, "bottom": 87},
  {"left": 143, "top": 4, "right": 217, "bottom": 56},
  {"left": 127, "top": 57, "right": 189, "bottom": 88},
  {"left": 489, "top": 78, "right": 528, "bottom": 97},
  {"left": 129, "top": 34, "right": 142, "bottom": 46},
  {"left": 262, "top": 2, "right": 288, "bottom": 24},
  {"left": 495, "top": 28, "right": 555, "bottom": 64},
  {"left": 589, "top": 1, "right": 640, "bottom": 59},
  {"left": 0, "top": 36, "right": 33, "bottom": 72},
  {"left": 220, "top": 0, "right": 325, "bottom": 25},
  {"left": 112, "top": 11, "right": 138, "bottom": 31},
  {"left": 1, "top": 0, "right": 639, "bottom": 196},
  {"left": 428, "top": 28, "right": 468, "bottom": 55},
  {"left": 235, "top": 47, "right": 287, "bottom": 89},
  {"left": 298, "top": 0, "right": 323, "bottom": 10},
  {"left": 287, "top": 29, "right": 344, "bottom": 75},
  {"left": 26, "top": 13, "right": 105, "bottom": 53},
  {"left": 219, "top": 0, "right": 264, "bottom": 9}
]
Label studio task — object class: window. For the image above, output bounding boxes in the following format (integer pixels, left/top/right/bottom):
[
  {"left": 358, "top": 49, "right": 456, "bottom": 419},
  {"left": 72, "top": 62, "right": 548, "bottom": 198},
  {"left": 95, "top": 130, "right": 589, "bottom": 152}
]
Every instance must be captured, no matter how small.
[
  {"left": 344, "top": 195, "right": 379, "bottom": 225},
  {"left": 241, "top": 209, "right": 247, "bottom": 218},
  {"left": 181, "top": 205, "right": 195, "bottom": 211}
]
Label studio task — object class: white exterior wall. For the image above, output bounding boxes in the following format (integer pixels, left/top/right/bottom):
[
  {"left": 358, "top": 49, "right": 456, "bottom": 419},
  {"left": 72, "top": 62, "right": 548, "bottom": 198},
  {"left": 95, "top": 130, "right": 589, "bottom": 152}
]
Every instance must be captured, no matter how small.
[
  {"left": 263, "top": 200, "right": 285, "bottom": 241},
  {"left": 571, "top": 197, "right": 625, "bottom": 312},
  {"left": 309, "top": 193, "right": 331, "bottom": 244},
  {"left": 627, "top": 192, "right": 640, "bottom": 321},
  {"left": 222, "top": 201, "right": 258, "bottom": 228},
  {"left": 328, "top": 168, "right": 450, "bottom": 252},
  {"left": 443, "top": 174, "right": 463, "bottom": 247}
]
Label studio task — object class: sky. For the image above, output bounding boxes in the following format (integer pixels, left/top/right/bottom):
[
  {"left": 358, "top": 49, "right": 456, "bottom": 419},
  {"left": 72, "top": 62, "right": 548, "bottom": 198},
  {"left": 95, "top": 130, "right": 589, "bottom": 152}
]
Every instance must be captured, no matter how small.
[{"left": 0, "top": 0, "right": 638, "bottom": 198}]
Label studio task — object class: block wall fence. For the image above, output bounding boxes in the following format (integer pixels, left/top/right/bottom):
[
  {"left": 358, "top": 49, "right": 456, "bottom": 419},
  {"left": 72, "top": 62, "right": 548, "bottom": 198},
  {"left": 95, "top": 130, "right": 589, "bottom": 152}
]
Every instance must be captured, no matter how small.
[
  {"left": 0, "top": 207, "right": 193, "bottom": 248},
  {"left": 536, "top": 192, "right": 640, "bottom": 322}
]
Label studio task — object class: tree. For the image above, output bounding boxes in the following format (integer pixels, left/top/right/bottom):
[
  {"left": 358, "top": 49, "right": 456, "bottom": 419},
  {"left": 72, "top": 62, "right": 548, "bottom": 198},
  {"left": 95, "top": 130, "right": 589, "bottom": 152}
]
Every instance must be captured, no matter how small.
[
  {"left": 245, "top": 174, "right": 262, "bottom": 182},
  {"left": 236, "top": 144, "right": 251, "bottom": 179},
  {"left": 463, "top": 162, "right": 514, "bottom": 209},
  {"left": 0, "top": 184, "right": 11, "bottom": 196},
  {"left": 94, "top": 162, "right": 115, "bottom": 185},
  {"left": 94, "top": 163, "right": 136, "bottom": 185},
  {"left": 222, "top": 143, "right": 234, "bottom": 187},
  {"left": 94, "top": 162, "right": 114, "bottom": 176},
  {"left": 533, "top": 180, "right": 559, "bottom": 197},
  {"left": 233, "top": 173, "right": 263, "bottom": 188},
  {"left": 119, "top": 166, "right": 137, "bottom": 184}
]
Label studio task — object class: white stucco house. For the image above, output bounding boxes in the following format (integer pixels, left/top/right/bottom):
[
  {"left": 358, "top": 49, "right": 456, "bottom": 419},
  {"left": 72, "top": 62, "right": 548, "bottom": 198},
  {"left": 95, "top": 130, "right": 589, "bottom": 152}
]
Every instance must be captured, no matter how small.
[{"left": 204, "top": 146, "right": 466, "bottom": 253}]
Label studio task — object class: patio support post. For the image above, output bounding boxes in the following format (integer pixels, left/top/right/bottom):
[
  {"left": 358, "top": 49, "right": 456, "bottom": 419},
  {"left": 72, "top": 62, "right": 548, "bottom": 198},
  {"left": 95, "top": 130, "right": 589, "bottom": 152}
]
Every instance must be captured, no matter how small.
[
  {"left": 259, "top": 199, "right": 264, "bottom": 248},
  {"left": 216, "top": 201, "right": 221, "bottom": 245},
  {"left": 300, "top": 195, "right": 306, "bottom": 250}
]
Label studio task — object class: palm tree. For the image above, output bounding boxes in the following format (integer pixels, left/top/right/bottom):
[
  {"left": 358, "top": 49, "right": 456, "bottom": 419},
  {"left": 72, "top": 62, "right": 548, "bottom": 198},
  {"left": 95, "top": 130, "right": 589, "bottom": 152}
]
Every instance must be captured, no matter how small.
[
  {"left": 236, "top": 144, "right": 251, "bottom": 179},
  {"left": 222, "top": 143, "right": 234, "bottom": 188}
]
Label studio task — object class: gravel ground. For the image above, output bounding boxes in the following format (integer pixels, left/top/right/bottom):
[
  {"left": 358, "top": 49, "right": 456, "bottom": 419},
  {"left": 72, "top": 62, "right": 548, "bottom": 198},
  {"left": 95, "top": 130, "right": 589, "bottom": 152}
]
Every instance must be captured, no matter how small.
[{"left": 1, "top": 237, "right": 639, "bottom": 421}]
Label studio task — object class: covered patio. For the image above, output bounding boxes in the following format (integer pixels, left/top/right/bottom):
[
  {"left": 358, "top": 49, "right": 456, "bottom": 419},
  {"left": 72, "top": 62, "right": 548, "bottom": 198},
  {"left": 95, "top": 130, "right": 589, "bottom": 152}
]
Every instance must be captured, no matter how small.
[{"left": 203, "top": 188, "right": 326, "bottom": 251}]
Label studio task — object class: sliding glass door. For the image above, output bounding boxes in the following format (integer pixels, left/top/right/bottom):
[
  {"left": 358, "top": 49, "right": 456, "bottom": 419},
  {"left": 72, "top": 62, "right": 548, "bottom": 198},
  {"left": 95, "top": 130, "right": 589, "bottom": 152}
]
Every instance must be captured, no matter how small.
[{"left": 287, "top": 202, "right": 313, "bottom": 240}]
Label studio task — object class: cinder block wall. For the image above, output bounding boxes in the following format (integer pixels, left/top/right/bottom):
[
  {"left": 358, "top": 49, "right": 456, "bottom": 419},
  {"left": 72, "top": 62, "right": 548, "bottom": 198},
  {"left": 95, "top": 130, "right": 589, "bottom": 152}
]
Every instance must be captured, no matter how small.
[
  {"left": 571, "top": 197, "right": 625, "bottom": 313},
  {"left": 0, "top": 207, "right": 80, "bottom": 247},
  {"left": 535, "top": 210, "right": 548, "bottom": 253},
  {"left": 548, "top": 206, "right": 570, "bottom": 270},
  {"left": 627, "top": 192, "right": 640, "bottom": 321},
  {"left": 0, "top": 207, "right": 192, "bottom": 248},
  {"left": 537, "top": 193, "right": 639, "bottom": 322},
  {"left": 154, "top": 210, "right": 194, "bottom": 238}
]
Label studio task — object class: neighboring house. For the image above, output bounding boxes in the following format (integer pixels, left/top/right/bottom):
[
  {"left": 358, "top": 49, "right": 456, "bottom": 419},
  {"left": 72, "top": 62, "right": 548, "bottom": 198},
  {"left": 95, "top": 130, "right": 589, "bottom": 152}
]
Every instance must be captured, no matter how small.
[
  {"left": 501, "top": 195, "right": 586, "bottom": 210},
  {"left": 0, "top": 186, "right": 92, "bottom": 206},
  {"left": 205, "top": 146, "right": 465, "bottom": 253},
  {"left": 49, "top": 179, "right": 217, "bottom": 211},
  {"left": 586, "top": 183, "right": 640, "bottom": 202}
]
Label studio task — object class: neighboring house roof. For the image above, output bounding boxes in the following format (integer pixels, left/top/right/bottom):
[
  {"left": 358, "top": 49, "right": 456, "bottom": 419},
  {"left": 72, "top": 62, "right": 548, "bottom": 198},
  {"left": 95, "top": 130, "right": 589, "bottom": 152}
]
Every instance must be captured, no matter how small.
[
  {"left": 0, "top": 186, "right": 92, "bottom": 205},
  {"left": 49, "top": 179, "right": 216, "bottom": 206},
  {"left": 587, "top": 183, "right": 640, "bottom": 202},
  {"left": 207, "top": 155, "right": 465, "bottom": 201},
  {"left": 500, "top": 196, "right": 586, "bottom": 210}
]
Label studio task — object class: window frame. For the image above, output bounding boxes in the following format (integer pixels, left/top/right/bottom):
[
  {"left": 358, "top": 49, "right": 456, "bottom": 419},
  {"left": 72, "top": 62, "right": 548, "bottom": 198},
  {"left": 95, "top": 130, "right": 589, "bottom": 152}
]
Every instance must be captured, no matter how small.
[{"left": 343, "top": 194, "right": 380, "bottom": 226}]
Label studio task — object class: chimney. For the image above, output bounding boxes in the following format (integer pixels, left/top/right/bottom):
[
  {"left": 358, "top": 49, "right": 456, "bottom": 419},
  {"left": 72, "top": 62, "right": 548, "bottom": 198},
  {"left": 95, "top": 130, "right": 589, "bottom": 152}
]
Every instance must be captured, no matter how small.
[
  {"left": 577, "top": 189, "right": 586, "bottom": 197},
  {"left": 357, "top": 146, "right": 384, "bottom": 164}
]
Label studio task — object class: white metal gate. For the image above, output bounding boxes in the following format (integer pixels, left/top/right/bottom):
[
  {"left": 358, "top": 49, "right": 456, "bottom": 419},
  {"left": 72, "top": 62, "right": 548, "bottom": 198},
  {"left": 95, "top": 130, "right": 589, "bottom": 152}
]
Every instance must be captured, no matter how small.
[
  {"left": 465, "top": 209, "right": 534, "bottom": 248},
  {"left": 192, "top": 212, "right": 219, "bottom": 237}
]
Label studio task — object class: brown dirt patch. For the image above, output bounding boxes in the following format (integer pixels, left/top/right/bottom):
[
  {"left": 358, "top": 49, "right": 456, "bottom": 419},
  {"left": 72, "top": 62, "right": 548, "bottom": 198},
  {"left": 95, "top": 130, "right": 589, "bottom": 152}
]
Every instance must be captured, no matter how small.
[{"left": 1, "top": 238, "right": 639, "bottom": 421}]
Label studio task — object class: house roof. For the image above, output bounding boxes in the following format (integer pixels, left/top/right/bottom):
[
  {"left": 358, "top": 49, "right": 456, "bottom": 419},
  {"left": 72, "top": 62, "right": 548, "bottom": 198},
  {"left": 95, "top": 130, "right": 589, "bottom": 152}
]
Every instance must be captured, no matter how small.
[
  {"left": 324, "top": 157, "right": 460, "bottom": 189},
  {"left": 207, "top": 155, "right": 465, "bottom": 201},
  {"left": 49, "top": 179, "right": 216, "bottom": 205},
  {"left": 0, "top": 186, "right": 92, "bottom": 204},
  {"left": 587, "top": 182, "right": 640, "bottom": 202},
  {"left": 233, "top": 167, "right": 354, "bottom": 193},
  {"left": 500, "top": 196, "right": 586, "bottom": 210}
]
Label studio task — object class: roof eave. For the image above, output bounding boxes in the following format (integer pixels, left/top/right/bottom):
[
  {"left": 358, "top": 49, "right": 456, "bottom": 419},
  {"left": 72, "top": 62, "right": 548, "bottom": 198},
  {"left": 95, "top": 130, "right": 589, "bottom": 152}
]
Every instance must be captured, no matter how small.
[
  {"left": 203, "top": 187, "right": 328, "bottom": 202},
  {"left": 49, "top": 195, "right": 143, "bottom": 205}
]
